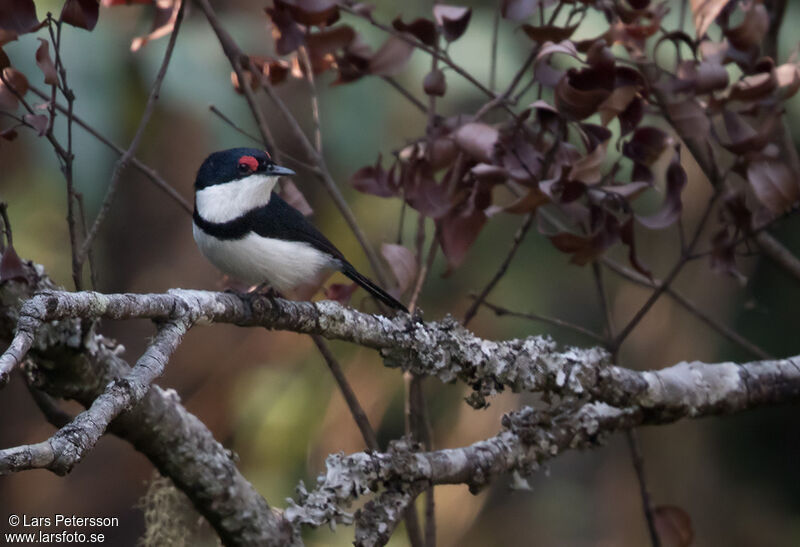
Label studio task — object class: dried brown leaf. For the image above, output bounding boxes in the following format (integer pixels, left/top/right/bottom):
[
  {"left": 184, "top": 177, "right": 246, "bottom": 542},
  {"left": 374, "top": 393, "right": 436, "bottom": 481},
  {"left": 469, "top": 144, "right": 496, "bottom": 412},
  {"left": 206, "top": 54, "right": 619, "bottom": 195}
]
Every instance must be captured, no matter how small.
[
  {"left": 368, "top": 35, "right": 414, "bottom": 75},
  {"left": 555, "top": 67, "right": 613, "bottom": 121},
  {"left": 307, "top": 25, "right": 356, "bottom": 56},
  {"left": 619, "top": 96, "right": 644, "bottom": 136},
  {"left": 130, "top": 1, "right": 180, "bottom": 52},
  {"left": 392, "top": 16, "right": 437, "bottom": 47},
  {"left": 453, "top": 122, "right": 499, "bottom": 163},
  {"left": 569, "top": 140, "right": 608, "bottom": 184},
  {"left": 404, "top": 165, "right": 451, "bottom": 218},
  {"left": 34, "top": 38, "right": 58, "bottom": 85},
  {"left": 622, "top": 126, "right": 674, "bottom": 166},
  {"left": 381, "top": 243, "right": 417, "bottom": 292},
  {"left": 653, "top": 505, "right": 694, "bottom": 547},
  {"left": 666, "top": 98, "right": 710, "bottom": 140},
  {"left": 0, "top": 0, "right": 39, "bottom": 34},
  {"left": 501, "top": 0, "right": 552, "bottom": 21},
  {"left": 521, "top": 23, "right": 579, "bottom": 44},
  {"left": 724, "top": 3, "right": 768, "bottom": 51},
  {"left": 689, "top": 0, "right": 728, "bottom": 38},
  {"left": 620, "top": 216, "right": 650, "bottom": 277},
  {"left": 433, "top": 5, "right": 471, "bottom": 42},
  {"left": 266, "top": 3, "right": 305, "bottom": 55},
  {"left": 61, "top": 0, "right": 99, "bottom": 31},
  {"left": 675, "top": 60, "right": 729, "bottom": 94},
  {"left": 351, "top": 157, "right": 398, "bottom": 197},
  {"left": 502, "top": 188, "right": 549, "bottom": 214},
  {"left": 637, "top": 150, "right": 686, "bottom": 229},
  {"left": 0, "top": 67, "right": 28, "bottom": 110},
  {"left": 728, "top": 71, "right": 776, "bottom": 102},
  {"left": 775, "top": 63, "right": 800, "bottom": 100},
  {"left": 437, "top": 206, "right": 486, "bottom": 274},
  {"left": 598, "top": 85, "right": 638, "bottom": 126},
  {"left": 23, "top": 113, "right": 47, "bottom": 136},
  {"left": 718, "top": 109, "right": 779, "bottom": 154},
  {"left": 274, "top": 0, "right": 339, "bottom": 27},
  {"left": 747, "top": 159, "right": 799, "bottom": 215},
  {"left": 324, "top": 282, "right": 358, "bottom": 305}
]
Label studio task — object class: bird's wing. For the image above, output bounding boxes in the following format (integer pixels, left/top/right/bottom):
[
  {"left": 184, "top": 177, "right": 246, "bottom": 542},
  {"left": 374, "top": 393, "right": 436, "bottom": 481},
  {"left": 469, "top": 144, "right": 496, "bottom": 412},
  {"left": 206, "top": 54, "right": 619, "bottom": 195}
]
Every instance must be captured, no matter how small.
[
  {"left": 248, "top": 194, "right": 346, "bottom": 262},
  {"left": 250, "top": 193, "right": 408, "bottom": 312}
]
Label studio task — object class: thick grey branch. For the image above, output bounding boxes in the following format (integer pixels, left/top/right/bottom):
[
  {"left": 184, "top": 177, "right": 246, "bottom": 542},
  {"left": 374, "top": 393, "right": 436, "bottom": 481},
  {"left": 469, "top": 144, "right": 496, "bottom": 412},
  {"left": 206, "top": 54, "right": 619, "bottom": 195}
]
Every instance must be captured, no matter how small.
[
  {"left": 0, "top": 273, "right": 293, "bottom": 546},
  {"left": 0, "top": 320, "right": 188, "bottom": 475},
  {"left": 3, "top": 290, "right": 800, "bottom": 412},
  {"left": 287, "top": 364, "right": 800, "bottom": 534},
  {"left": 2, "top": 283, "right": 799, "bottom": 545}
]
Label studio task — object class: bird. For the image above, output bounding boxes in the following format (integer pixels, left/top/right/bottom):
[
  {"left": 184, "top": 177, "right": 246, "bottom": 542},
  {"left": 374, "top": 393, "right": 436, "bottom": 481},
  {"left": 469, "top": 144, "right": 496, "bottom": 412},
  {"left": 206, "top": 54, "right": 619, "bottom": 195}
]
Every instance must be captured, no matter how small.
[{"left": 192, "top": 147, "right": 408, "bottom": 313}]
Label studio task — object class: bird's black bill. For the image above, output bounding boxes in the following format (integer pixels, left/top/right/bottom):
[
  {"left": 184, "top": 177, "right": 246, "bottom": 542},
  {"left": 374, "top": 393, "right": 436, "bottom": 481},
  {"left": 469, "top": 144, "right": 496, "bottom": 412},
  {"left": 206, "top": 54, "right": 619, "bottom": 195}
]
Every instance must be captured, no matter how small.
[{"left": 271, "top": 165, "right": 296, "bottom": 176}]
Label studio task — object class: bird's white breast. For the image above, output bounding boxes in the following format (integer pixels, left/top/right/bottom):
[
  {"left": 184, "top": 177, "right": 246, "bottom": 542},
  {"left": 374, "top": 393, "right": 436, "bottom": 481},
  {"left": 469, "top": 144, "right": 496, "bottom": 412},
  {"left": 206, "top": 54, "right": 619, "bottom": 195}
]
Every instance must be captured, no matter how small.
[
  {"left": 193, "top": 223, "right": 338, "bottom": 292},
  {"left": 195, "top": 174, "right": 279, "bottom": 223}
]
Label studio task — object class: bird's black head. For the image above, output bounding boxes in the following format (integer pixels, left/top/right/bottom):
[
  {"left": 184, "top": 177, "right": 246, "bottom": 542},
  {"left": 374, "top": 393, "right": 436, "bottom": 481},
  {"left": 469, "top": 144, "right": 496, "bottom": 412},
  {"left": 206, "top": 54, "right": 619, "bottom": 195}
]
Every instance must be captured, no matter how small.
[{"left": 194, "top": 147, "right": 295, "bottom": 189}]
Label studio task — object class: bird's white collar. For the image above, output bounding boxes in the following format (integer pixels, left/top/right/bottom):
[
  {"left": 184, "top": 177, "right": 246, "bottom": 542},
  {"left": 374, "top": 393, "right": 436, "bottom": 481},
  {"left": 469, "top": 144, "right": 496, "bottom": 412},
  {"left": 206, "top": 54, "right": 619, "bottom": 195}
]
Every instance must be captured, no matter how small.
[{"left": 195, "top": 174, "right": 280, "bottom": 223}]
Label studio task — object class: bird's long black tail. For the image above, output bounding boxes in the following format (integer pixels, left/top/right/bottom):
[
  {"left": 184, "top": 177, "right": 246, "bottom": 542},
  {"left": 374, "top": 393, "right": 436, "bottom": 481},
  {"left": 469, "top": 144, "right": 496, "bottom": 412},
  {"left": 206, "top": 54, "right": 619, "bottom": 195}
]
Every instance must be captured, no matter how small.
[{"left": 341, "top": 263, "right": 408, "bottom": 313}]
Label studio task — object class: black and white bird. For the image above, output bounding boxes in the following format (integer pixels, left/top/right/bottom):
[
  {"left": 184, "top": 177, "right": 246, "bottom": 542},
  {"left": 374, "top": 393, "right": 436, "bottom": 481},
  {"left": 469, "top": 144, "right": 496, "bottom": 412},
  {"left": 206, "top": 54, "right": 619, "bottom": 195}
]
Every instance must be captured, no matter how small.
[{"left": 192, "top": 147, "right": 407, "bottom": 312}]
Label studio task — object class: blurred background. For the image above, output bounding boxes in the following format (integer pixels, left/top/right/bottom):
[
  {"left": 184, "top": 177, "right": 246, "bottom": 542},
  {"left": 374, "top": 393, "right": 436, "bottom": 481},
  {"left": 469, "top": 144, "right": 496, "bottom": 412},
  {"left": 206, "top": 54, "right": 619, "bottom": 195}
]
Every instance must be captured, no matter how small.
[{"left": 1, "top": 0, "right": 800, "bottom": 545}]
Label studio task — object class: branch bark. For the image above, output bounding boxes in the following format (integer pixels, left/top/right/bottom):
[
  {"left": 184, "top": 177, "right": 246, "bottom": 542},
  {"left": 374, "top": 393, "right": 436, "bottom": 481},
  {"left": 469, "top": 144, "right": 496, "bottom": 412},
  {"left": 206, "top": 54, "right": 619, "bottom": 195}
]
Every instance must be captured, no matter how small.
[
  {"left": 0, "top": 271, "right": 293, "bottom": 546},
  {"left": 1, "top": 264, "right": 799, "bottom": 545}
]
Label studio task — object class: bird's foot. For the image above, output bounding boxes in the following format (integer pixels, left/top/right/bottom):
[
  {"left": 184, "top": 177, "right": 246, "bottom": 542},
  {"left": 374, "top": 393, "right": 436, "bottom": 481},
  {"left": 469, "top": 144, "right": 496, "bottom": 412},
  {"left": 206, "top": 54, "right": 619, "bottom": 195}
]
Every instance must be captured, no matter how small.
[{"left": 249, "top": 283, "right": 282, "bottom": 299}]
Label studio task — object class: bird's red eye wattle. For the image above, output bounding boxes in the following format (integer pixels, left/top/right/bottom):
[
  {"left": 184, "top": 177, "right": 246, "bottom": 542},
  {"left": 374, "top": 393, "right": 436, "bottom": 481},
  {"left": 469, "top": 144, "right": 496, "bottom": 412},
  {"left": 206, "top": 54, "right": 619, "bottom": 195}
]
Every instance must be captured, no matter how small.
[{"left": 237, "top": 155, "right": 259, "bottom": 173}]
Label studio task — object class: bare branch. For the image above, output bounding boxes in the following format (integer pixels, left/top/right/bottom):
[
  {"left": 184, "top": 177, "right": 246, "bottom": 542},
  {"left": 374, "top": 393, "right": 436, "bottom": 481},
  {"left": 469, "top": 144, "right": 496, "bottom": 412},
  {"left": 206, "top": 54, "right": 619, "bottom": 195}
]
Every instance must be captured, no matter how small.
[
  {"left": 474, "top": 297, "right": 606, "bottom": 343},
  {"left": 1, "top": 319, "right": 189, "bottom": 475},
  {"left": 77, "top": 0, "right": 186, "bottom": 265},
  {"left": 601, "top": 258, "right": 772, "bottom": 360},
  {"left": 288, "top": 367, "right": 800, "bottom": 534},
  {"left": 28, "top": 85, "right": 192, "bottom": 214},
  {"left": 311, "top": 334, "right": 379, "bottom": 450}
]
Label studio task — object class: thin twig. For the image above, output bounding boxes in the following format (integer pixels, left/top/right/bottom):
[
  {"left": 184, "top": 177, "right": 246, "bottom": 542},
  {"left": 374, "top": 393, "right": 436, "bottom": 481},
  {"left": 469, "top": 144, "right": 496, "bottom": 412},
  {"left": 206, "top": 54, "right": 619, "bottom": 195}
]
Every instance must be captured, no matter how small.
[
  {"left": 310, "top": 335, "right": 379, "bottom": 450},
  {"left": 590, "top": 248, "right": 660, "bottom": 547},
  {"left": 208, "top": 104, "right": 318, "bottom": 172},
  {"left": 652, "top": 84, "right": 800, "bottom": 285},
  {"left": 382, "top": 76, "right": 428, "bottom": 113},
  {"left": 209, "top": 104, "right": 263, "bottom": 144},
  {"left": 610, "top": 191, "right": 719, "bottom": 352},
  {"left": 489, "top": 7, "right": 500, "bottom": 91},
  {"left": 627, "top": 430, "right": 661, "bottom": 547},
  {"left": 299, "top": 46, "right": 323, "bottom": 155},
  {"left": 75, "top": 193, "right": 97, "bottom": 289},
  {"left": 339, "top": 3, "right": 496, "bottom": 100},
  {"left": 77, "top": 0, "right": 186, "bottom": 265},
  {"left": 601, "top": 258, "right": 772, "bottom": 360},
  {"left": 409, "top": 374, "right": 435, "bottom": 547},
  {"left": 29, "top": 85, "right": 192, "bottom": 214},
  {"left": 408, "top": 227, "right": 439, "bottom": 314},
  {"left": 473, "top": 297, "right": 606, "bottom": 343},
  {"left": 463, "top": 213, "right": 534, "bottom": 326},
  {"left": 0, "top": 203, "right": 12, "bottom": 251},
  {"left": 25, "top": 380, "right": 72, "bottom": 429},
  {"left": 592, "top": 262, "right": 614, "bottom": 340},
  {"left": 402, "top": 372, "right": 427, "bottom": 547}
]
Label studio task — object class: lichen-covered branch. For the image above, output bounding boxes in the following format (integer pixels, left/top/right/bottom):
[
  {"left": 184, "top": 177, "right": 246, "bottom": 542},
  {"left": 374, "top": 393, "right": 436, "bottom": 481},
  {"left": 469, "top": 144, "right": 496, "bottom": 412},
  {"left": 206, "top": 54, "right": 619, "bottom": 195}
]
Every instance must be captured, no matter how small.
[
  {"left": 285, "top": 367, "right": 800, "bottom": 534},
  {"left": 0, "top": 319, "right": 188, "bottom": 475},
  {"left": 0, "top": 272, "right": 293, "bottom": 546},
  {"left": 0, "top": 289, "right": 612, "bottom": 407},
  {"left": 3, "top": 289, "right": 800, "bottom": 413},
  {"left": 1, "top": 277, "right": 799, "bottom": 545}
]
